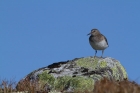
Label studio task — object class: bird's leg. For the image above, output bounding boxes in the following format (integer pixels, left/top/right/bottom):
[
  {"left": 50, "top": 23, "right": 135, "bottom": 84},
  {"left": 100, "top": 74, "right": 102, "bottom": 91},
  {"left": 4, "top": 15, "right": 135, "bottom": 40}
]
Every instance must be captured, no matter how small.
[
  {"left": 101, "top": 50, "right": 104, "bottom": 58},
  {"left": 94, "top": 50, "right": 97, "bottom": 58}
]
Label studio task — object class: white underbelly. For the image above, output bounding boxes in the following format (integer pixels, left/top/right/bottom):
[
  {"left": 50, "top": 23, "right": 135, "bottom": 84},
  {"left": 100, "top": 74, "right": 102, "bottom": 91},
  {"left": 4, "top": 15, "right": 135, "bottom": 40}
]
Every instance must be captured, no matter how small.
[{"left": 89, "top": 39, "right": 108, "bottom": 50}]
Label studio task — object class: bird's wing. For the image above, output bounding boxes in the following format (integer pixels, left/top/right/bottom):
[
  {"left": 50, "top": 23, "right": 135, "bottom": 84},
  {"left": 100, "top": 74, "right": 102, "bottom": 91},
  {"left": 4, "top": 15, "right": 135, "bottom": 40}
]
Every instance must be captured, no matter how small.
[{"left": 102, "top": 34, "right": 109, "bottom": 47}]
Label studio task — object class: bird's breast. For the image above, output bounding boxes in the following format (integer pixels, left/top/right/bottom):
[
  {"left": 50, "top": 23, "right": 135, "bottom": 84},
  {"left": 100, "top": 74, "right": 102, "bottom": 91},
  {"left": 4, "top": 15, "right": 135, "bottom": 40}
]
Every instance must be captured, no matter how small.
[{"left": 89, "top": 39, "right": 108, "bottom": 50}]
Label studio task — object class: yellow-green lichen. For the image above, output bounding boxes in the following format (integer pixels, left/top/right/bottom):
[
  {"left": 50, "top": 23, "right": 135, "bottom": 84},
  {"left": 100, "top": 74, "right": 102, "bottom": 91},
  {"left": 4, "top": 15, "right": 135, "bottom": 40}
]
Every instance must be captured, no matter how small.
[
  {"left": 116, "top": 62, "right": 128, "bottom": 78},
  {"left": 43, "top": 70, "right": 50, "bottom": 73},
  {"left": 111, "top": 66, "right": 120, "bottom": 80},
  {"left": 110, "top": 62, "right": 128, "bottom": 80},
  {"left": 38, "top": 72, "right": 94, "bottom": 92},
  {"left": 55, "top": 76, "right": 94, "bottom": 92},
  {"left": 38, "top": 71, "right": 55, "bottom": 85},
  {"left": 75, "top": 57, "right": 98, "bottom": 69},
  {"left": 99, "top": 61, "right": 107, "bottom": 68}
]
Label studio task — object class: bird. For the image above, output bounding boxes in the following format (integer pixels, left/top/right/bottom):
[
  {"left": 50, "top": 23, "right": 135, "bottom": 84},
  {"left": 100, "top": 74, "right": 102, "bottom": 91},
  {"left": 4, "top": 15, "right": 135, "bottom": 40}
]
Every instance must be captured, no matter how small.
[{"left": 87, "top": 28, "right": 109, "bottom": 57}]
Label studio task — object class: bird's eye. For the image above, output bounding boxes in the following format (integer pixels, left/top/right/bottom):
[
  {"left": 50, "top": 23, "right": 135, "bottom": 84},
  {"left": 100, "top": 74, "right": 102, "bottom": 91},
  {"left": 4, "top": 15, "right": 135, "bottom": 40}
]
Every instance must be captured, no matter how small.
[{"left": 91, "top": 30, "right": 95, "bottom": 33}]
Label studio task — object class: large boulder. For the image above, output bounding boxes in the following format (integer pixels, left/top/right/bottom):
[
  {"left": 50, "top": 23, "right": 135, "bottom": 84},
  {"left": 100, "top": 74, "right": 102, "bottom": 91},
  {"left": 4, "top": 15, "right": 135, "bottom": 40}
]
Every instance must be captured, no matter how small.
[{"left": 17, "top": 57, "right": 127, "bottom": 92}]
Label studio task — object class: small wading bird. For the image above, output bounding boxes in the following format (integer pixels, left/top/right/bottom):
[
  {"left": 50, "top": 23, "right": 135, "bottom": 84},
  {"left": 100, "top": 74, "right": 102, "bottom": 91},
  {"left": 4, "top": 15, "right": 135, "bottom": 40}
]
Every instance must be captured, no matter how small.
[{"left": 87, "top": 29, "right": 109, "bottom": 57}]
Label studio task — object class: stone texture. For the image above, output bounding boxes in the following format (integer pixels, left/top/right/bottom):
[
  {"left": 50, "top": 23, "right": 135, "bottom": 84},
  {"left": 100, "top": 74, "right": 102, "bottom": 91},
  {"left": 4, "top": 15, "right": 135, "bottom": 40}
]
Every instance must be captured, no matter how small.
[{"left": 18, "top": 56, "right": 128, "bottom": 92}]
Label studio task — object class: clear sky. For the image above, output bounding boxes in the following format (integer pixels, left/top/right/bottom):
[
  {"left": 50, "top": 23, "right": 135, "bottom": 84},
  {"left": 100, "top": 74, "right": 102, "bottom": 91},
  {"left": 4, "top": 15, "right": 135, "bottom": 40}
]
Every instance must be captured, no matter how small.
[{"left": 0, "top": 1, "right": 140, "bottom": 82}]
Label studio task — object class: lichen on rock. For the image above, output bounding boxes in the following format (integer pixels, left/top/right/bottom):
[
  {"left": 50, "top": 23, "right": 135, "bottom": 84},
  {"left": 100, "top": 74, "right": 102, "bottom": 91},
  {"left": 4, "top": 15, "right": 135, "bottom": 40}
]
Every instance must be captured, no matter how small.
[{"left": 17, "top": 56, "right": 128, "bottom": 92}]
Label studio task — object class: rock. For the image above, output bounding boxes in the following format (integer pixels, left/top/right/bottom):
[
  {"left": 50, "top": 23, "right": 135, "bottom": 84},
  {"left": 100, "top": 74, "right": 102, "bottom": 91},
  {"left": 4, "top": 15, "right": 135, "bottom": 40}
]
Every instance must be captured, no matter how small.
[{"left": 17, "top": 57, "right": 128, "bottom": 92}]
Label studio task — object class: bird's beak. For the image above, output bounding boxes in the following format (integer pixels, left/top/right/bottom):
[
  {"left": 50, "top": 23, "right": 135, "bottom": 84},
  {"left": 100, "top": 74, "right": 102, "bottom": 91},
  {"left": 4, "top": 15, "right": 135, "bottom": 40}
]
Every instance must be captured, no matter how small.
[{"left": 87, "top": 32, "right": 91, "bottom": 36}]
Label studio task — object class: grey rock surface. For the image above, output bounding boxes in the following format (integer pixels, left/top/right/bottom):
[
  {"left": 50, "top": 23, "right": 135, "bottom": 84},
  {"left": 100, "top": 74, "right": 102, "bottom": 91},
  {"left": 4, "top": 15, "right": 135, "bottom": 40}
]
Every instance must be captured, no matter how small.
[{"left": 17, "top": 56, "right": 128, "bottom": 92}]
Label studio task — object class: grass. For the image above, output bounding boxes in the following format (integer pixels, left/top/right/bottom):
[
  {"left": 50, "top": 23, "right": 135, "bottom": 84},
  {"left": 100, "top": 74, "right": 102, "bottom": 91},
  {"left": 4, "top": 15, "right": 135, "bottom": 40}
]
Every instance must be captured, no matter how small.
[
  {"left": 0, "top": 79, "right": 16, "bottom": 93},
  {"left": 94, "top": 77, "right": 140, "bottom": 93},
  {"left": 0, "top": 77, "right": 140, "bottom": 93}
]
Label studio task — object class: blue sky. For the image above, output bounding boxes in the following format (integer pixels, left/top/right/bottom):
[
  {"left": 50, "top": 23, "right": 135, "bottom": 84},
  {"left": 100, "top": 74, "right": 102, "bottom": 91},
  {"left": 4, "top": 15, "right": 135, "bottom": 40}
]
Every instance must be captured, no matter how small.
[{"left": 0, "top": 1, "right": 140, "bottom": 82}]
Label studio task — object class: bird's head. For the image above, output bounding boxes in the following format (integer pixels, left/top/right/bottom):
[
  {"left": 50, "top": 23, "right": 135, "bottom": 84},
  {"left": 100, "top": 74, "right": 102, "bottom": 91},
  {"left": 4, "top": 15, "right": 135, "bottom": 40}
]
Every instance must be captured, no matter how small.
[{"left": 87, "top": 29, "right": 100, "bottom": 36}]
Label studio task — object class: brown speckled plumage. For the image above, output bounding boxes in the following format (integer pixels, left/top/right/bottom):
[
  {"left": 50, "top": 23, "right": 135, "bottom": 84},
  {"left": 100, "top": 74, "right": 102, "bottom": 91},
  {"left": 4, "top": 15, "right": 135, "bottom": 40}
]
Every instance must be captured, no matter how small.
[{"left": 87, "top": 29, "right": 109, "bottom": 57}]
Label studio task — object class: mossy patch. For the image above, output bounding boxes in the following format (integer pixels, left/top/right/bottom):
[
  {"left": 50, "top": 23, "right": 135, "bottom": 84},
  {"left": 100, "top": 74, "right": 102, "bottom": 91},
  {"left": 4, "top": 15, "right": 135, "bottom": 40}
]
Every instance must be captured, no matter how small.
[
  {"left": 116, "top": 62, "right": 128, "bottom": 78},
  {"left": 110, "top": 62, "right": 128, "bottom": 81},
  {"left": 99, "top": 61, "right": 107, "bottom": 68},
  {"left": 38, "top": 72, "right": 94, "bottom": 92},
  {"left": 75, "top": 57, "right": 98, "bottom": 69},
  {"left": 38, "top": 71, "right": 55, "bottom": 86},
  {"left": 111, "top": 66, "right": 120, "bottom": 80},
  {"left": 55, "top": 76, "right": 94, "bottom": 92}
]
